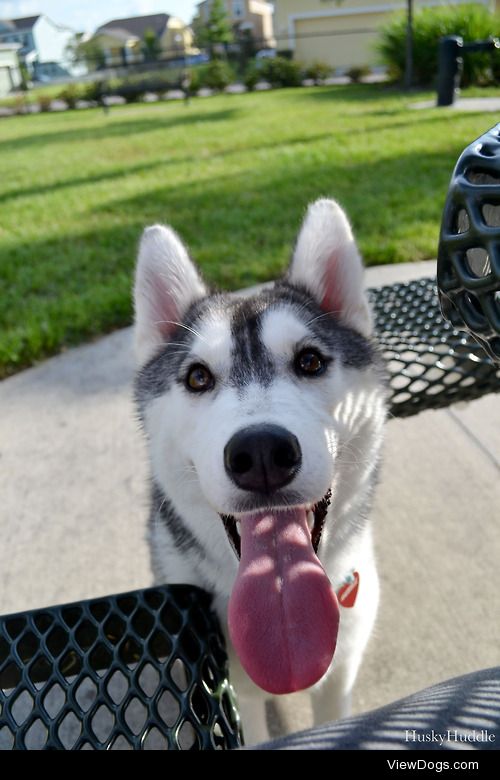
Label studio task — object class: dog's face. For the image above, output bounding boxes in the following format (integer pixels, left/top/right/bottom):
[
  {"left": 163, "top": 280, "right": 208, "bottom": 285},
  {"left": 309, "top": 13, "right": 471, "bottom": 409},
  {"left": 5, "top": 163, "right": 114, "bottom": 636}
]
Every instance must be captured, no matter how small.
[
  {"left": 134, "top": 200, "right": 384, "bottom": 694},
  {"left": 134, "top": 199, "right": 375, "bottom": 521}
]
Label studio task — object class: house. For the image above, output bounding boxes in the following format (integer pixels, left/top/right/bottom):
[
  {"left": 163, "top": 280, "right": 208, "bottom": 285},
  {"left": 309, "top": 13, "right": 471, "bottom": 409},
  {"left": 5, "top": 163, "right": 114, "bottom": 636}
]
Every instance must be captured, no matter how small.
[
  {"left": 273, "top": 0, "right": 497, "bottom": 71},
  {"left": 90, "top": 13, "right": 196, "bottom": 67},
  {"left": 0, "top": 43, "right": 22, "bottom": 96},
  {"left": 0, "top": 15, "right": 79, "bottom": 81},
  {"left": 194, "top": 1, "right": 275, "bottom": 49}
]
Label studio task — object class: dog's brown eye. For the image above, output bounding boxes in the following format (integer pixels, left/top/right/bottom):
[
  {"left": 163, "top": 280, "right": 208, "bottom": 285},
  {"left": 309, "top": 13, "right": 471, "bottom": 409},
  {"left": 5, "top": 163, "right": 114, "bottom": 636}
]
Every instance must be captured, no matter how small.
[
  {"left": 295, "top": 349, "right": 325, "bottom": 377},
  {"left": 186, "top": 364, "right": 214, "bottom": 392}
]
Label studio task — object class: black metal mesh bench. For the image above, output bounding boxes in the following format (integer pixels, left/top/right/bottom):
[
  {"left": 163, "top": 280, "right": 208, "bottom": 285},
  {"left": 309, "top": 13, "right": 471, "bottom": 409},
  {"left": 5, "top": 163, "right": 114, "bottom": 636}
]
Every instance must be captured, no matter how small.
[
  {"left": 1, "top": 125, "right": 499, "bottom": 751},
  {"left": 0, "top": 586, "right": 241, "bottom": 750}
]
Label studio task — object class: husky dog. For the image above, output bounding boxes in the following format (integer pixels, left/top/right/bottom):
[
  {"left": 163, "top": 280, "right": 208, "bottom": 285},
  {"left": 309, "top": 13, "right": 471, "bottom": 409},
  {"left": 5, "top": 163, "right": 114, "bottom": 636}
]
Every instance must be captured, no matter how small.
[{"left": 134, "top": 199, "right": 386, "bottom": 744}]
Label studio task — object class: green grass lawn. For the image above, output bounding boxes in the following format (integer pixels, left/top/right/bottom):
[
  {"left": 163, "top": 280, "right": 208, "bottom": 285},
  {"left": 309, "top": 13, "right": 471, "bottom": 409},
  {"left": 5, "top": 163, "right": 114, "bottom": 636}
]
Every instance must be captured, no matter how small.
[{"left": 0, "top": 83, "right": 496, "bottom": 377}]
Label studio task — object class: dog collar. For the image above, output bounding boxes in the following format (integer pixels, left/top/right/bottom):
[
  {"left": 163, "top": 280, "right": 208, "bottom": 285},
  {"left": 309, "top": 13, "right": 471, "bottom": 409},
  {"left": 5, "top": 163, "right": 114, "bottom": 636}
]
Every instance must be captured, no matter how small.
[{"left": 337, "top": 570, "right": 359, "bottom": 608}]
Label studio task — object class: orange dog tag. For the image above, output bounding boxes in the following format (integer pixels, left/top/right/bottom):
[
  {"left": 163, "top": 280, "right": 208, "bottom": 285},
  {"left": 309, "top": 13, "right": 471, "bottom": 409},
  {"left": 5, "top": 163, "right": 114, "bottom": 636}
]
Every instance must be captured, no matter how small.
[{"left": 337, "top": 571, "right": 359, "bottom": 608}]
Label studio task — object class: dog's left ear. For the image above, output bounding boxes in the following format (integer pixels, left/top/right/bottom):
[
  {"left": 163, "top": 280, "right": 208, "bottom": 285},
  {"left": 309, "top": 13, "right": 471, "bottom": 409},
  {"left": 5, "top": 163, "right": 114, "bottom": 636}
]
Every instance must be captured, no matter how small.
[
  {"left": 288, "top": 199, "right": 372, "bottom": 336},
  {"left": 134, "top": 225, "right": 207, "bottom": 365}
]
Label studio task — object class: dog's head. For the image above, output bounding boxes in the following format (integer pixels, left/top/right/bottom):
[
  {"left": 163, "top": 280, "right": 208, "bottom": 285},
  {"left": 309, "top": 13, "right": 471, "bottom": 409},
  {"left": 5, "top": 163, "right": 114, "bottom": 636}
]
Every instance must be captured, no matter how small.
[{"left": 134, "top": 199, "right": 384, "bottom": 694}]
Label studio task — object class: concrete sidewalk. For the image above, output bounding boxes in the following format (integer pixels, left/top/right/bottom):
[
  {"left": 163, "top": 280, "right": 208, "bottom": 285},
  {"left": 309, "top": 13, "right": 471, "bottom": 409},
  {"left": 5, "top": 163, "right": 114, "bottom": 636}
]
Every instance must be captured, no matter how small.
[{"left": 1, "top": 260, "right": 499, "bottom": 734}]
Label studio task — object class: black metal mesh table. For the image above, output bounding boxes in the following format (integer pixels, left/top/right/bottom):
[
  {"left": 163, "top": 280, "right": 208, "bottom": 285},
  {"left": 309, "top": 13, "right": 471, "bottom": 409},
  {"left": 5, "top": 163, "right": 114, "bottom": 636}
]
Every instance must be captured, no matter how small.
[{"left": 371, "top": 277, "right": 499, "bottom": 418}]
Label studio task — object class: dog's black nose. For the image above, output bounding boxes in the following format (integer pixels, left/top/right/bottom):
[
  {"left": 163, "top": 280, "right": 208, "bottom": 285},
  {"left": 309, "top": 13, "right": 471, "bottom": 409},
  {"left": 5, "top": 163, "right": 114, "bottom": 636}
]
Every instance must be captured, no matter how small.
[{"left": 224, "top": 424, "right": 301, "bottom": 493}]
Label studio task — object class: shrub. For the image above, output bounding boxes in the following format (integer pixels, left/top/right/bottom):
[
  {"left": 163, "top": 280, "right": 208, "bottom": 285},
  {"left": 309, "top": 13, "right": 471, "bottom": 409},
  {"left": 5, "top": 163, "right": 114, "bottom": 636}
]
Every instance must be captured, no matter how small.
[
  {"left": 187, "top": 67, "right": 202, "bottom": 94},
  {"left": 38, "top": 95, "right": 52, "bottom": 112},
  {"left": 19, "top": 64, "right": 30, "bottom": 91},
  {"left": 378, "top": 4, "right": 500, "bottom": 87},
  {"left": 12, "top": 95, "right": 30, "bottom": 114},
  {"left": 346, "top": 65, "right": 371, "bottom": 84},
  {"left": 256, "top": 57, "right": 303, "bottom": 87},
  {"left": 303, "top": 61, "right": 332, "bottom": 84},
  {"left": 57, "top": 84, "right": 81, "bottom": 109},
  {"left": 494, "top": 56, "right": 500, "bottom": 84},
  {"left": 188, "top": 60, "right": 237, "bottom": 92},
  {"left": 107, "top": 70, "right": 183, "bottom": 102},
  {"left": 107, "top": 80, "right": 141, "bottom": 103},
  {"left": 243, "top": 61, "right": 261, "bottom": 91},
  {"left": 193, "top": 60, "right": 236, "bottom": 91},
  {"left": 79, "top": 81, "right": 105, "bottom": 102}
]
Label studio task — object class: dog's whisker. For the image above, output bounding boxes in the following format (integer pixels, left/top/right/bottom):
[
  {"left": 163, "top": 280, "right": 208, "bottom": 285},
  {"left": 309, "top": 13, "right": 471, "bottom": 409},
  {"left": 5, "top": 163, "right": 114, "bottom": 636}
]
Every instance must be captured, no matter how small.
[
  {"left": 338, "top": 448, "right": 370, "bottom": 468},
  {"left": 336, "top": 435, "right": 373, "bottom": 468},
  {"left": 289, "top": 300, "right": 313, "bottom": 320},
  {"left": 304, "top": 309, "right": 341, "bottom": 327},
  {"left": 338, "top": 439, "right": 365, "bottom": 458},
  {"left": 175, "top": 463, "right": 200, "bottom": 489},
  {"left": 178, "top": 473, "right": 198, "bottom": 486},
  {"left": 157, "top": 495, "right": 169, "bottom": 516},
  {"left": 165, "top": 342, "right": 192, "bottom": 350},
  {"left": 177, "top": 478, "right": 201, "bottom": 489},
  {"left": 155, "top": 320, "right": 208, "bottom": 343}
]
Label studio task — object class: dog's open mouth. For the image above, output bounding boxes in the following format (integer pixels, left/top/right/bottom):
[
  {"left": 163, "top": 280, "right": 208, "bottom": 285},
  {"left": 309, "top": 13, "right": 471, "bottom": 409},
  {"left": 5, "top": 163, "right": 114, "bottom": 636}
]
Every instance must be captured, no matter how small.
[
  {"left": 224, "top": 488, "right": 338, "bottom": 695},
  {"left": 220, "top": 489, "right": 331, "bottom": 559}
]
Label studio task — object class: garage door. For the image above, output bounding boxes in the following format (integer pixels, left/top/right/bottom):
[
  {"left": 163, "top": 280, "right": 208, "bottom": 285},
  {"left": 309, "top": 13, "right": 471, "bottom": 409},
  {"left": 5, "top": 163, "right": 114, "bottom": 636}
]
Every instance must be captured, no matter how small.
[
  {"left": 294, "top": 12, "right": 388, "bottom": 69},
  {"left": 0, "top": 66, "right": 13, "bottom": 98}
]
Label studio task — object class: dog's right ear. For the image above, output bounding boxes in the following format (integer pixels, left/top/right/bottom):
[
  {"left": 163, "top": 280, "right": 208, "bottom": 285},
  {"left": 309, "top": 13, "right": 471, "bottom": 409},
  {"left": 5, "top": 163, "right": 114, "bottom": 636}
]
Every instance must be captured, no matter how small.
[{"left": 134, "top": 225, "right": 207, "bottom": 365}]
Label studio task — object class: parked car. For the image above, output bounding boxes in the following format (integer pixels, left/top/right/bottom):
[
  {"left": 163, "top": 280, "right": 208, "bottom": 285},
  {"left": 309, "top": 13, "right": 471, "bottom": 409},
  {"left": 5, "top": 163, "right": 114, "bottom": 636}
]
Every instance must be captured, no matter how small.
[
  {"left": 185, "top": 53, "right": 209, "bottom": 65},
  {"left": 255, "top": 49, "right": 276, "bottom": 60}
]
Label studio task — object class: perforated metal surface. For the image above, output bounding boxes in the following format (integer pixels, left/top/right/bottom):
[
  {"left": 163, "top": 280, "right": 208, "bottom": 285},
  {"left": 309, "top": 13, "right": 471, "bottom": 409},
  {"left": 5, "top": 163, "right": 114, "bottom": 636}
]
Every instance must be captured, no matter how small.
[
  {"left": 438, "top": 123, "right": 500, "bottom": 362},
  {"left": 0, "top": 586, "right": 242, "bottom": 750},
  {"left": 370, "top": 277, "right": 500, "bottom": 418}
]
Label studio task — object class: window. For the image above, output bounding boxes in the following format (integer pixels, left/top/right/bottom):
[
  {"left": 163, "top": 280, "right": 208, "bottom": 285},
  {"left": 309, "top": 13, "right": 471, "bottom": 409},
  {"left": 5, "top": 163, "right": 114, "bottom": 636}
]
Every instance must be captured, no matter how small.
[{"left": 232, "top": 0, "right": 244, "bottom": 18}]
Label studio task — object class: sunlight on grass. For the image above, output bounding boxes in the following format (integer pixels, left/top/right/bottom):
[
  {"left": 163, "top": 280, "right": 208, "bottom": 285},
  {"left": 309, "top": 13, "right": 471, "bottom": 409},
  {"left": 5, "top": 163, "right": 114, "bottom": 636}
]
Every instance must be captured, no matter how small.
[{"left": 0, "top": 84, "right": 495, "bottom": 376}]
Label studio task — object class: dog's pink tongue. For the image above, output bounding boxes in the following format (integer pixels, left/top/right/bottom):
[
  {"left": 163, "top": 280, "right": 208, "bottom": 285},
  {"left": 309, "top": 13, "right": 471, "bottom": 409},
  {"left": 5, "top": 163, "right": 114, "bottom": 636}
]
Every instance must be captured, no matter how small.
[{"left": 228, "top": 508, "right": 339, "bottom": 695}]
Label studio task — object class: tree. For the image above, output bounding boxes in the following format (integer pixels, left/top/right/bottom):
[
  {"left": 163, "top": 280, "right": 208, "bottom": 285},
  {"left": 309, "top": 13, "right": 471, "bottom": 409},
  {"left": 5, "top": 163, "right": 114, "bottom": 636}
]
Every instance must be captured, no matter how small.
[
  {"left": 67, "top": 34, "right": 106, "bottom": 71},
  {"left": 236, "top": 27, "right": 256, "bottom": 69},
  {"left": 142, "top": 28, "right": 161, "bottom": 62},
  {"left": 194, "top": 0, "right": 234, "bottom": 58}
]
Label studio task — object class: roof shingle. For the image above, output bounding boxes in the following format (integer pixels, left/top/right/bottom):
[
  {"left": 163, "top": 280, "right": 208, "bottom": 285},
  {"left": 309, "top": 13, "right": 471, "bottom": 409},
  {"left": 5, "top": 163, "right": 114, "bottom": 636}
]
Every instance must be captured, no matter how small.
[
  {"left": 10, "top": 16, "right": 41, "bottom": 30},
  {"left": 96, "top": 13, "right": 170, "bottom": 39}
]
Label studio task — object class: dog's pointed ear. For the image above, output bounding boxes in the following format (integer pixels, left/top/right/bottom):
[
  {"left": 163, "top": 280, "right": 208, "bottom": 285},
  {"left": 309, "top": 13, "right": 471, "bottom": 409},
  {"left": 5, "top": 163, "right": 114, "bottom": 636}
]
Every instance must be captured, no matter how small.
[
  {"left": 134, "top": 225, "right": 207, "bottom": 364},
  {"left": 287, "top": 199, "right": 372, "bottom": 336}
]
